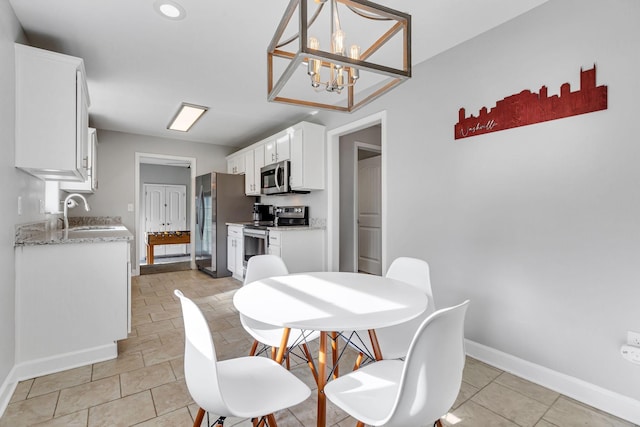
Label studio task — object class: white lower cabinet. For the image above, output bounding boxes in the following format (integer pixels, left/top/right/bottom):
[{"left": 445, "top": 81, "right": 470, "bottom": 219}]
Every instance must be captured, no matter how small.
[
  {"left": 268, "top": 228, "right": 324, "bottom": 273},
  {"left": 227, "top": 225, "right": 244, "bottom": 281},
  {"left": 15, "top": 241, "right": 131, "bottom": 376}
]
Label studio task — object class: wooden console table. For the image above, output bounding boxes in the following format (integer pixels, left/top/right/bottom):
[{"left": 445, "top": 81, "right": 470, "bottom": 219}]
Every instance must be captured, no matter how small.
[{"left": 146, "top": 231, "right": 190, "bottom": 265}]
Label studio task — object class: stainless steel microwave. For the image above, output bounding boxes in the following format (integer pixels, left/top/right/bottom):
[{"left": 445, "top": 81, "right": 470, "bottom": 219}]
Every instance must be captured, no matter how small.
[{"left": 260, "top": 160, "right": 291, "bottom": 195}]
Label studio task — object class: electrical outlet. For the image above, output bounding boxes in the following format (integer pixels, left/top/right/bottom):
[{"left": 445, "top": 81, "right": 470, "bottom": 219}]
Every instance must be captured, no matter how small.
[{"left": 628, "top": 331, "right": 640, "bottom": 347}]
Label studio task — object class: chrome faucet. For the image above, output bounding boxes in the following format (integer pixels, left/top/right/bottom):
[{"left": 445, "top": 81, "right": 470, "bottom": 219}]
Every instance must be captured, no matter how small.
[{"left": 63, "top": 193, "right": 90, "bottom": 230}]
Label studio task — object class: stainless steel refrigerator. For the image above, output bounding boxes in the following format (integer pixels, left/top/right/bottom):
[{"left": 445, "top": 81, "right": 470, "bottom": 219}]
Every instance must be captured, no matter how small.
[{"left": 195, "top": 172, "right": 253, "bottom": 277}]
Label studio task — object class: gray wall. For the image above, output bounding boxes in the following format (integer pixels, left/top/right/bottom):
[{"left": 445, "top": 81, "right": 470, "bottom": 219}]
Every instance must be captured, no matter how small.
[
  {"left": 0, "top": 0, "right": 42, "bottom": 407},
  {"left": 338, "top": 126, "right": 381, "bottom": 272},
  {"left": 316, "top": 0, "right": 640, "bottom": 407}
]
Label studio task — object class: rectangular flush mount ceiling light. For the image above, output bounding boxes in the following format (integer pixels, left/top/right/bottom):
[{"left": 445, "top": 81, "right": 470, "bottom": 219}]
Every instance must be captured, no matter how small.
[{"left": 167, "top": 103, "right": 208, "bottom": 132}]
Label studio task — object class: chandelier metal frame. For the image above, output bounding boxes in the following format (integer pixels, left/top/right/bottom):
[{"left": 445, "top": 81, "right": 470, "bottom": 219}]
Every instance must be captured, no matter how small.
[{"left": 267, "top": 0, "right": 411, "bottom": 113}]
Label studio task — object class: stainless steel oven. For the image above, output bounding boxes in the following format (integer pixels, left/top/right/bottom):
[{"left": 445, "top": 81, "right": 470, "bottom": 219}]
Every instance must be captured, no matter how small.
[{"left": 243, "top": 225, "right": 268, "bottom": 274}]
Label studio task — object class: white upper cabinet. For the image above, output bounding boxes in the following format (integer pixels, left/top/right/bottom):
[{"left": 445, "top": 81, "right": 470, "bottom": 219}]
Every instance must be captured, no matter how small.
[
  {"left": 227, "top": 152, "right": 245, "bottom": 175},
  {"left": 227, "top": 121, "right": 325, "bottom": 195},
  {"left": 264, "top": 132, "right": 291, "bottom": 166},
  {"left": 245, "top": 144, "right": 264, "bottom": 196},
  {"left": 15, "top": 44, "right": 90, "bottom": 181},
  {"left": 60, "top": 128, "right": 98, "bottom": 193},
  {"left": 289, "top": 122, "right": 325, "bottom": 191}
]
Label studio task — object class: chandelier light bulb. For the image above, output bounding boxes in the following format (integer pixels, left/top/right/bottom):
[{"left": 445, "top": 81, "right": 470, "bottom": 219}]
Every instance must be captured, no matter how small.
[
  {"left": 332, "top": 29, "right": 345, "bottom": 56},
  {"left": 349, "top": 45, "right": 360, "bottom": 60},
  {"left": 350, "top": 45, "right": 360, "bottom": 81},
  {"left": 308, "top": 37, "right": 321, "bottom": 87}
]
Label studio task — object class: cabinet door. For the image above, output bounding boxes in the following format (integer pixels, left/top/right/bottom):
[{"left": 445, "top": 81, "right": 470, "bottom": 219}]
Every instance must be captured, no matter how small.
[
  {"left": 227, "top": 237, "right": 235, "bottom": 272},
  {"left": 235, "top": 237, "right": 244, "bottom": 272},
  {"left": 268, "top": 245, "right": 281, "bottom": 257},
  {"left": 290, "top": 126, "right": 303, "bottom": 189},
  {"left": 254, "top": 145, "right": 265, "bottom": 194},
  {"left": 76, "top": 70, "right": 89, "bottom": 181},
  {"left": 244, "top": 150, "right": 255, "bottom": 195},
  {"left": 289, "top": 122, "right": 325, "bottom": 191},
  {"left": 245, "top": 145, "right": 265, "bottom": 196},
  {"left": 264, "top": 138, "right": 277, "bottom": 166},
  {"left": 89, "top": 128, "right": 98, "bottom": 190},
  {"left": 275, "top": 133, "right": 290, "bottom": 162},
  {"left": 15, "top": 44, "right": 90, "bottom": 181},
  {"left": 60, "top": 127, "right": 98, "bottom": 193}
]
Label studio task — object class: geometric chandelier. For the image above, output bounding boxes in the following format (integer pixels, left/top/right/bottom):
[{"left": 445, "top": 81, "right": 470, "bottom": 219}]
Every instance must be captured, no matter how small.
[{"left": 267, "top": 0, "right": 411, "bottom": 113}]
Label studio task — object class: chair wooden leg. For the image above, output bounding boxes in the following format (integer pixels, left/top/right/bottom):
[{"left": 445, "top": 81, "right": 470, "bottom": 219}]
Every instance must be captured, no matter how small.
[
  {"left": 356, "top": 421, "right": 365, "bottom": 427},
  {"left": 353, "top": 352, "right": 364, "bottom": 370},
  {"left": 331, "top": 331, "right": 339, "bottom": 379},
  {"left": 435, "top": 420, "right": 443, "bottom": 427},
  {"left": 271, "top": 346, "right": 277, "bottom": 360},
  {"left": 249, "top": 340, "right": 259, "bottom": 356},
  {"left": 266, "top": 413, "right": 278, "bottom": 426},
  {"left": 302, "top": 343, "right": 319, "bottom": 384},
  {"left": 286, "top": 353, "right": 290, "bottom": 370},
  {"left": 193, "top": 407, "right": 205, "bottom": 427}
]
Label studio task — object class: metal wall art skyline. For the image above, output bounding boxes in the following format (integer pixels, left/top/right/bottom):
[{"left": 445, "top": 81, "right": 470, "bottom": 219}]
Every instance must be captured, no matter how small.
[{"left": 455, "top": 65, "right": 608, "bottom": 140}]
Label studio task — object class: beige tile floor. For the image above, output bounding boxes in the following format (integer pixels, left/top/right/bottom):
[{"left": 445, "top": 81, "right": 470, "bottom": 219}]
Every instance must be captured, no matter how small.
[{"left": 1, "top": 269, "right": 637, "bottom": 427}]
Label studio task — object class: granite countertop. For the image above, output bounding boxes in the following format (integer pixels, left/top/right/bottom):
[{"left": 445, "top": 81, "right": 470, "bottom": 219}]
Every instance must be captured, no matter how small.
[
  {"left": 15, "top": 217, "right": 134, "bottom": 246},
  {"left": 226, "top": 222, "right": 253, "bottom": 227}
]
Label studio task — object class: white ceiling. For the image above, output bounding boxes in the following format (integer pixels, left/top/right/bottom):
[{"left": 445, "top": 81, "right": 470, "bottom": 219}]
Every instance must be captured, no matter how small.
[{"left": 9, "top": 0, "right": 548, "bottom": 148}]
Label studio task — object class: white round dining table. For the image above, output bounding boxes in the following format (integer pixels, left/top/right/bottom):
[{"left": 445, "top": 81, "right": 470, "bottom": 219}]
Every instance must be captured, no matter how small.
[{"left": 233, "top": 271, "right": 428, "bottom": 427}]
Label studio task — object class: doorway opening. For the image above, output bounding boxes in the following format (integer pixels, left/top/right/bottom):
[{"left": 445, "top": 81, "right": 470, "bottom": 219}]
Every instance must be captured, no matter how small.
[
  {"left": 328, "top": 111, "right": 387, "bottom": 273},
  {"left": 134, "top": 153, "right": 197, "bottom": 276}
]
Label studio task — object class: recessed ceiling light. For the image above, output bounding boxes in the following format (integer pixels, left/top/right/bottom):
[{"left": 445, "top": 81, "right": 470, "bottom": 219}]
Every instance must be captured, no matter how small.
[
  {"left": 167, "top": 103, "right": 208, "bottom": 132},
  {"left": 153, "top": 0, "right": 186, "bottom": 20}
]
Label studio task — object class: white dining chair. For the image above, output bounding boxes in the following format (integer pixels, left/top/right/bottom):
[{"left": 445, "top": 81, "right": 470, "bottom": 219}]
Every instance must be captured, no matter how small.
[
  {"left": 174, "top": 290, "right": 311, "bottom": 427},
  {"left": 241, "top": 254, "right": 321, "bottom": 381},
  {"left": 325, "top": 300, "right": 470, "bottom": 427},
  {"left": 343, "top": 257, "right": 435, "bottom": 367}
]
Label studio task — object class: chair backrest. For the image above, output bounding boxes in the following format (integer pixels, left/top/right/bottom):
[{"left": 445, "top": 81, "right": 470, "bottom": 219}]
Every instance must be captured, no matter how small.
[
  {"left": 384, "top": 300, "right": 470, "bottom": 427},
  {"left": 174, "top": 290, "right": 229, "bottom": 416},
  {"left": 244, "top": 254, "right": 289, "bottom": 285},
  {"left": 386, "top": 257, "right": 435, "bottom": 315}
]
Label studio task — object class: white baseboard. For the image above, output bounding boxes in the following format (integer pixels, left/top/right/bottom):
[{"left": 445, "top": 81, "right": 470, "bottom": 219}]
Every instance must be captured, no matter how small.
[
  {"left": 1, "top": 344, "right": 118, "bottom": 418},
  {"left": 0, "top": 366, "right": 18, "bottom": 420},
  {"left": 13, "top": 343, "right": 117, "bottom": 384},
  {"left": 465, "top": 339, "right": 640, "bottom": 425}
]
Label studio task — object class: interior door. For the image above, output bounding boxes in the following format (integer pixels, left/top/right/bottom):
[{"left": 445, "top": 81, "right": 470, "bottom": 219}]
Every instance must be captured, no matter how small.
[
  {"left": 144, "top": 184, "right": 187, "bottom": 259},
  {"left": 145, "top": 184, "right": 166, "bottom": 257},
  {"left": 163, "top": 185, "right": 187, "bottom": 255},
  {"left": 357, "top": 155, "right": 382, "bottom": 275}
]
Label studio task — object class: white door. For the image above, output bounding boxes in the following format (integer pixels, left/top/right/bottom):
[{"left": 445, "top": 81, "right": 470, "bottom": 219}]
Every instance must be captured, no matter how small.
[
  {"left": 144, "top": 184, "right": 187, "bottom": 258},
  {"left": 357, "top": 155, "right": 382, "bottom": 275}
]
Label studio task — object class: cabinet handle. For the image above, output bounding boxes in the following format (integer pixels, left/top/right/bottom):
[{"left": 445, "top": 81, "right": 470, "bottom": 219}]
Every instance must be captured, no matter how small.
[{"left": 83, "top": 157, "right": 88, "bottom": 169}]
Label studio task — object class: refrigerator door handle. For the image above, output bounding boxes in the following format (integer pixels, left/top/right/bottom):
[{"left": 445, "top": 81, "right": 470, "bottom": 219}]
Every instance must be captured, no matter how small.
[{"left": 198, "top": 185, "right": 205, "bottom": 239}]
